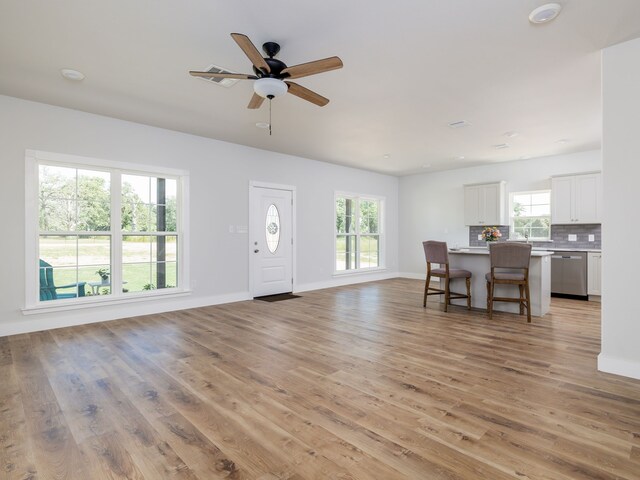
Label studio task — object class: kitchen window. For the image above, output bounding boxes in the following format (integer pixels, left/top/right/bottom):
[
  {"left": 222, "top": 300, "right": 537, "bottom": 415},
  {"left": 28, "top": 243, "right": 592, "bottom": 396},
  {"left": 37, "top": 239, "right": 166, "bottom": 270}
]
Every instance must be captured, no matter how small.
[
  {"left": 26, "top": 150, "right": 188, "bottom": 309},
  {"left": 335, "top": 194, "right": 383, "bottom": 272},
  {"left": 510, "top": 190, "right": 551, "bottom": 241}
]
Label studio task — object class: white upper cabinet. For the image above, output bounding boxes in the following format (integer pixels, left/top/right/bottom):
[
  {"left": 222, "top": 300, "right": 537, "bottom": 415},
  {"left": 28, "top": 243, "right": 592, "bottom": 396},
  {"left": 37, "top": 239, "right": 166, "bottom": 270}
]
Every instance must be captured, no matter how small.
[
  {"left": 464, "top": 182, "right": 506, "bottom": 226},
  {"left": 551, "top": 172, "right": 602, "bottom": 224}
]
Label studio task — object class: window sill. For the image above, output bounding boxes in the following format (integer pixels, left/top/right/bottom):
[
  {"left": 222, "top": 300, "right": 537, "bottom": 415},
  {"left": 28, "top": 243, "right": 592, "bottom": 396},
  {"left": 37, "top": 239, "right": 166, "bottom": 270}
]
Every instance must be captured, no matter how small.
[
  {"left": 333, "top": 267, "right": 387, "bottom": 277},
  {"left": 22, "top": 288, "right": 192, "bottom": 315}
]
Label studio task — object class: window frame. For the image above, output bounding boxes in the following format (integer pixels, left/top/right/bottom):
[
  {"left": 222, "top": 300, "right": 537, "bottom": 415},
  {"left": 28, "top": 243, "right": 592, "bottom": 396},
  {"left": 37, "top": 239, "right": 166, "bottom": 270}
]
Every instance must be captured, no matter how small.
[
  {"left": 509, "top": 189, "right": 551, "bottom": 241},
  {"left": 334, "top": 191, "right": 385, "bottom": 275},
  {"left": 24, "top": 150, "right": 190, "bottom": 313}
]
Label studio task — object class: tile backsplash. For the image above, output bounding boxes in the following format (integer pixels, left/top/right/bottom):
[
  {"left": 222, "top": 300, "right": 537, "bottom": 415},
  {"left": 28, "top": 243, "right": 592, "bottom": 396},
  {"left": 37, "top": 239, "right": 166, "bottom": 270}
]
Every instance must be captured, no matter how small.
[
  {"left": 548, "top": 224, "right": 601, "bottom": 249},
  {"left": 469, "top": 226, "right": 510, "bottom": 246},
  {"left": 469, "top": 224, "right": 601, "bottom": 249}
]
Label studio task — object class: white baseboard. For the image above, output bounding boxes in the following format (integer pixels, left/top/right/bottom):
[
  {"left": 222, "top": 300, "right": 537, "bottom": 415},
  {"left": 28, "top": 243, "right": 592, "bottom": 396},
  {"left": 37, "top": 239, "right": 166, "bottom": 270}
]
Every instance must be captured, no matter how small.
[
  {"left": 398, "top": 272, "right": 425, "bottom": 280},
  {"left": 597, "top": 353, "right": 640, "bottom": 380},
  {"left": 295, "top": 270, "right": 398, "bottom": 293},
  {"left": 397, "top": 272, "right": 441, "bottom": 283},
  {"left": 1, "top": 291, "right": 251, "bottom": 337}
]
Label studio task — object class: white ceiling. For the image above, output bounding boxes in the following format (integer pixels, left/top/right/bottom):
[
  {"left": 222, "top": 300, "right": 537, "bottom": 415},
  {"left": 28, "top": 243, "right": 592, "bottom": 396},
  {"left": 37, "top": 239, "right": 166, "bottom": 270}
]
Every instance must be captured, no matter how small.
[{"left": 2, "top": 0, "right": 640, "bottom": 175}]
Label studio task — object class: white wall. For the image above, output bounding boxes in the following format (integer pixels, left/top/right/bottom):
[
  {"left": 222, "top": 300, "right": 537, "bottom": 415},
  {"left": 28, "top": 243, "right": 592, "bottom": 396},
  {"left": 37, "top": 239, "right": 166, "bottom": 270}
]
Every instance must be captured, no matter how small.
[
  {"left": 600, "top": 38, "right": 640, "bottom": 380},
  {"left": 398, "top": 150, "right": 602, "bottom": 276},
  {"left": 0, "top": 95, "right": 399, "bottom": 336}
]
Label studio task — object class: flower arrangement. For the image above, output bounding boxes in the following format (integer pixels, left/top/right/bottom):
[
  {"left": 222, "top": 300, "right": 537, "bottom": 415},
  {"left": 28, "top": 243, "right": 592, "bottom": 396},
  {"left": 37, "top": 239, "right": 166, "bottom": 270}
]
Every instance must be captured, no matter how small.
[{"left": 481, "top": 226, "right": 502, "bottom": 242}]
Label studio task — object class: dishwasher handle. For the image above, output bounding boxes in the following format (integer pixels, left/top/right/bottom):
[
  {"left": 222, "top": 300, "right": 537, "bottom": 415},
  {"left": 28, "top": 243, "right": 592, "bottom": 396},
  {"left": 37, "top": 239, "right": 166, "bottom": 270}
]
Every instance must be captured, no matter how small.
[{"left": 551, "top": 255, "right": 584, "bottom": 259}]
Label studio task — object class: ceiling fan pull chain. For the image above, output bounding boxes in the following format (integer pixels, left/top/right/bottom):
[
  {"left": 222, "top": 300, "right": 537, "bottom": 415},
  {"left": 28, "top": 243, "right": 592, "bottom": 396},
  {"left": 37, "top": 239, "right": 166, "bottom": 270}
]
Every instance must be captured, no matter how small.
[{"left": 269, "top": 98, "right": 272, "bottom": 136}]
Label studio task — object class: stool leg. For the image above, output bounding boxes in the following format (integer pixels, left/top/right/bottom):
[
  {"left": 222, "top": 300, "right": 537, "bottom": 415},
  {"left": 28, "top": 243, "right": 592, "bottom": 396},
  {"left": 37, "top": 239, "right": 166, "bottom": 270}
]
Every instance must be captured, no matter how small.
[
  {"left": 519, "top": 284, "right": 524, "bottom": 315},
  {"left": 466, "top": 277, "right": 471, "bottom": 310},
  {"left": 525, "top": 283, "right": 532, "bottom": 323},
  {"left": 486, "top": 281, "right": 491, "bottom": 318},
  {"left": 423, "top": 272, "right": 431, "bottom": 308},
  {"left": 444, "top": 277, "right": 450, "bottom": 312},
  {"left": 488, "top": 281, "right": 494, "bottom": 319}
]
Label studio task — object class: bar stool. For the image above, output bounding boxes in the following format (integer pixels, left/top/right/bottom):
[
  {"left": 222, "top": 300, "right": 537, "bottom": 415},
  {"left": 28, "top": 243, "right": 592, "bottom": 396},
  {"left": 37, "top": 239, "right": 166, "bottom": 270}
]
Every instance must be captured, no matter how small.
[
  {"left": 422, "top": 241, "right": 472, "bottom": 312},
  {"left": 485, "top": 242, "right": 532, "bottom": 322}
]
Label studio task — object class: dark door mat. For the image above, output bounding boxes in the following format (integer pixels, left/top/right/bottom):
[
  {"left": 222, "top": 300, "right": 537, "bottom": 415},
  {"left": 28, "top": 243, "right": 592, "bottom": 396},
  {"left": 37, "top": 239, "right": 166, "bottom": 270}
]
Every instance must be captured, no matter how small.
[{"left": 254, "top": 293, "right": 301, "bottom": 302}]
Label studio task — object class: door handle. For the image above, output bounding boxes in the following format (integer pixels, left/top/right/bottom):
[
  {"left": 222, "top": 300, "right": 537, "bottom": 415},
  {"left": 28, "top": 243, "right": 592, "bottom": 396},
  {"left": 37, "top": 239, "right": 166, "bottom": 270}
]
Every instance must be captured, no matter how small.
[{"left": 254, "top": 249, "right": 259, "bottom": 253}]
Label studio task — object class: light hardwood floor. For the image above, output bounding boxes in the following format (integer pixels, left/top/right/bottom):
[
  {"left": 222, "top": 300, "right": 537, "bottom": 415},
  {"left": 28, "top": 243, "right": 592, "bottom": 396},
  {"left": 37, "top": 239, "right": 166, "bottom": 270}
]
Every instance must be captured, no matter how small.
[{"left": 2, "top": 278, "right": 639, "bottom": 479}]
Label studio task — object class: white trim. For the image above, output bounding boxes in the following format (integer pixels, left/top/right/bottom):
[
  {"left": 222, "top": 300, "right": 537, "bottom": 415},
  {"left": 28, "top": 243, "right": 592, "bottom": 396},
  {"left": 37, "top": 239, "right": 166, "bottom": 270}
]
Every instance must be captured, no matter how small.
[
  {"left": 22, "top": 288, "right": 191, "bottom": 315},
  {"left": 249, "top": 181, "right": 297, "bottom": 297},
  {"left": 27, "top": 149, "right": 189, "bottom": 177},
  {"left": 398, "top": 272, "right": 427, "bottom": 280},
  {"left": 509, "top": 189, "right": 552, "bottom": 241},
  {"left": 25, "top": 149, "right": 189, "bottom": 309},
  {"left": 333, "top": 267, "right": 387, "bottom": 277},
  {"left": 334, "top": 191, "right": 385, "bottom": 274},
  {"left": 296, "top": 270, "right": 397, "bottom": 293},
  {"left": 597, "top": 353, "right": 640, "bottom": 380},
  {"left": 5, "top": 290, "right": 251, "bottom": 337}
]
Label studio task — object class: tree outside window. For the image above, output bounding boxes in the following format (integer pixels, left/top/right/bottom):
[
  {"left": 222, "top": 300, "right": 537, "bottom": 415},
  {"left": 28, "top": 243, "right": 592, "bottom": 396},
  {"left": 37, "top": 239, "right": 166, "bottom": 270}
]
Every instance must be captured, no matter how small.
[
  {"left": 336, "top": 195, "right": 382, "bottom": 271},
  {"left": 510, "top": 191, "right": 551, "bottom": 240}
]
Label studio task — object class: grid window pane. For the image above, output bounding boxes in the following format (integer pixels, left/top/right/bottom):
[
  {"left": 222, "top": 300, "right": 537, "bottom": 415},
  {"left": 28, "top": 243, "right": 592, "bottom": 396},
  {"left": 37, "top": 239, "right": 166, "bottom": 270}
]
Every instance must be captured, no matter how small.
[
  {"left": 511, "top": 191, "right": 551, "bottom": 240},
  {"left": 39, "top": 235, "right": 77, "bottom": 267},
  {"left": 78, "top": 235, "right": 111, "bottom": 266},
  {"left": 122, "top": 263, "right": 153, "bottom": 293},
  {"left": 336, "top": 235, "right": 357, "bottom": 271},
  {"left": 359, "top": 235, "right": 379, "bottom": 268},
  {"left": 36, "top": 161, "right": 181, "bottom": 303}
]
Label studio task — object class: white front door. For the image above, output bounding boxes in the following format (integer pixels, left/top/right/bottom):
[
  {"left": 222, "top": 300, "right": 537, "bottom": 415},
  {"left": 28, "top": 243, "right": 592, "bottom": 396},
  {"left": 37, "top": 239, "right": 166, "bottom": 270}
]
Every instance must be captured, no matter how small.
[{"left": 250, "top": 184, "right": 294, "bottom": 297}]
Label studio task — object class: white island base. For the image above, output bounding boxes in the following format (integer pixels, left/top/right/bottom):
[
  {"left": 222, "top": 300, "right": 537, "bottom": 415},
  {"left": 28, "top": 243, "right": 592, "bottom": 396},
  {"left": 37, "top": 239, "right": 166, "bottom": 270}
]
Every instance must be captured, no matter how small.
[{"left": 444, "top": 249, "right": 553, "bottom": 317}]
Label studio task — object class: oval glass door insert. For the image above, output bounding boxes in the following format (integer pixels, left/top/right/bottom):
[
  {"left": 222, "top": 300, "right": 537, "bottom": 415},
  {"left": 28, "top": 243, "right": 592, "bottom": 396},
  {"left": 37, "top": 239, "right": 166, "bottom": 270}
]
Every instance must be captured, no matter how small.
[{"left": 265, "top": 204, "right": 280, "bottom": 253}]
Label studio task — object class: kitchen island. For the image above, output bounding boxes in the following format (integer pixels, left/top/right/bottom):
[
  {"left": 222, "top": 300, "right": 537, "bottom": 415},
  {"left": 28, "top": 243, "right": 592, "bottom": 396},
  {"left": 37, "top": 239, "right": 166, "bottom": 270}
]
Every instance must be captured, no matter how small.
[{"left": 447, "top": 248, "right": 553, "bottom": 317}]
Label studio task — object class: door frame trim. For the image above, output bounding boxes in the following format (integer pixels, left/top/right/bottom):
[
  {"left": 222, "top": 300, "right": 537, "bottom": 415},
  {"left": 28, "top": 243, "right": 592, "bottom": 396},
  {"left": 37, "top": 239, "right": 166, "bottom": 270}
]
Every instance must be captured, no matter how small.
[{"left": 249, "top": 181, "right": 297, "bottom": 297}]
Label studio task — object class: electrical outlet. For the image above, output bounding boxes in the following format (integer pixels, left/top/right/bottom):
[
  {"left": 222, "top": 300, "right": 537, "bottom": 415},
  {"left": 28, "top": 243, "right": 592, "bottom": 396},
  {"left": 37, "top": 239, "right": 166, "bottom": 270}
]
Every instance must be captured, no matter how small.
[
  {"left": 588, "top": 234, "right": 595, "bottom": 242},
  {"left": 228, "top": 225, "right": 235, "bottom": 234},
  {"left": 568, "top": 234, "right": 577, "bottom": 242},
  {"left": 478, "top": 234, "right": 483, "bottom": 241}
]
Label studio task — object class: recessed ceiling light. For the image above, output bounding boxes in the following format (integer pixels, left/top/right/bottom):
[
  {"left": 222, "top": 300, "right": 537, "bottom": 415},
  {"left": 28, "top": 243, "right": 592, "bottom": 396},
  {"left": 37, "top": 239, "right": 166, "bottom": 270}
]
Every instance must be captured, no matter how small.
[
  {"left": 458, "top": 156, "right": 465, "bottom": 160},
  {"left": 520, "top": 155, "right": 531, "bottom": 160},
  {"left": 494, "top": 143, "right": 510, "bottom": 149},
  {"left": 422, "top": 164, "right": 431, "bottom": 169},
  {"left": 60, "top": 68, "right": 85, "bottom": 81},
  {"left": 504, "top": 131, "right": 519, "bottom": 138},
  {"left": 255, "top": 122, "right": 270, "bottom": 129},
  {"left": 556, "top": 138, "right": 569, "bottom": 144},
  {"left": 529, "top": 3, "right": 562, "bottom": 24},
  {"left": 383, "top": 154, "right": 391, "bottom": 159}
]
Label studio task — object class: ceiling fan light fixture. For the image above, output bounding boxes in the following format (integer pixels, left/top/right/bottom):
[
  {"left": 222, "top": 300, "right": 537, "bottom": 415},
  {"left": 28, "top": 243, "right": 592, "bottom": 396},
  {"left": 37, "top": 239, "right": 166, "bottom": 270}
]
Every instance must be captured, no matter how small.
[{"left": 254, "top": 78, "right": 287, "bottom": 98}]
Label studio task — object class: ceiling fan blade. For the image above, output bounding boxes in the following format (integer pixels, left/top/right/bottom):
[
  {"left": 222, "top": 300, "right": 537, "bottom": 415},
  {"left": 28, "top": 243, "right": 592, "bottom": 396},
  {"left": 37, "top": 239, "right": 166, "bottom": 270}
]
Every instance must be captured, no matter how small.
[
  {"left": 189, "top": 71, "right": 257, "bottom": 80},
  {"left": 281, "top": 56, "right": 343, "bottom": 80},
  {"left": 285, "top": 81, "right": 329, "bottom": 107},
  {"left": 231, "top": 33, "right": 271, "bottom": 74},
  {"left": 248, "top": 93, "right": 265, "bottom": 109}
]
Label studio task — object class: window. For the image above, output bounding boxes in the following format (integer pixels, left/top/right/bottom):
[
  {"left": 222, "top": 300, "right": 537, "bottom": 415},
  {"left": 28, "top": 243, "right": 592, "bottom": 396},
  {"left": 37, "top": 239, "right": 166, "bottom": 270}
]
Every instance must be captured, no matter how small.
[
  {"left": 510, "top": 190, "right": 551, "bottom": 240},
  {"left": 335, "top": 194, "right": 383, "bottom": 272},
  {"left": 29, "top": 151, "right": 186, "bottom": 306}
]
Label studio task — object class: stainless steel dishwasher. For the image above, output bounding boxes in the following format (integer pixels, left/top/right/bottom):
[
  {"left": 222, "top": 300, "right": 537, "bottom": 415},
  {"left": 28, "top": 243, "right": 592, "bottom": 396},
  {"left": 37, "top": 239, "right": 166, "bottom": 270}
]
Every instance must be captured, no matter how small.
[{"left": 550, "top": 251, "right": 588, "bottom": 298}]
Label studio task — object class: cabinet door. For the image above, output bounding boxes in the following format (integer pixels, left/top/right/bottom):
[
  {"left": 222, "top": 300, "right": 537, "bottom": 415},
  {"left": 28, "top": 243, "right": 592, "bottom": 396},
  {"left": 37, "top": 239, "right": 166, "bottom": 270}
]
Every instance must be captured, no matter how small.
[
  {"left": 481, "top": 184, "right": 500, "bottom": 225},
  {"left": 464, "top": 186, "right": 481, "bottom": 225},
  {"left": 587, "top": 252, "right": 602, "bottom": 295},
  {"left": 551, "top": 176, "right": 574, "bottom": 224},
  {"left": 574, "top": 173, "right": 601, "bottom": 223}
]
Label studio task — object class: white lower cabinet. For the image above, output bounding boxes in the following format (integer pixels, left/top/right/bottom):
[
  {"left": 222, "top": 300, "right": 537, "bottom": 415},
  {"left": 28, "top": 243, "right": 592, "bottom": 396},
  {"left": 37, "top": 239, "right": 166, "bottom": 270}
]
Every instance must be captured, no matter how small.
[{"left": 588, "top": 252, "right": 602, "bottom": 296}]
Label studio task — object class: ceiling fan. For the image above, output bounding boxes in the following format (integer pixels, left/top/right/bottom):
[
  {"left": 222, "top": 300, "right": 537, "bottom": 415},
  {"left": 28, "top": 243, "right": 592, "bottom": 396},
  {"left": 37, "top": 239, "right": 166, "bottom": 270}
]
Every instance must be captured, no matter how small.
[{"left": 189, "top": 33, "right": 343, "bottom": 109}]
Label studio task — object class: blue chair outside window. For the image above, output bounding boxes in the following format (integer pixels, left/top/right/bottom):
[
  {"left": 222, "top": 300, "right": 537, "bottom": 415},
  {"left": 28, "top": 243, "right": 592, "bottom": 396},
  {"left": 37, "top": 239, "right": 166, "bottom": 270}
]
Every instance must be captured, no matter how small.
[{"left": 39, "top": 259, "right": 86, "bottom": 301}]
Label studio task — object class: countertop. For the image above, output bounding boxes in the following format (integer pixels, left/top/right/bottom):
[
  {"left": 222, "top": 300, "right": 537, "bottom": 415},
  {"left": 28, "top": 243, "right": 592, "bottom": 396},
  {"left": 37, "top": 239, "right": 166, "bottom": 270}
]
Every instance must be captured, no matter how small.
[
  {"left": 464, "top": 246, "right": 601, "bottom": 253},
  {"left": 450, "top": 249, "right": 553, "bottom": 257}
]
